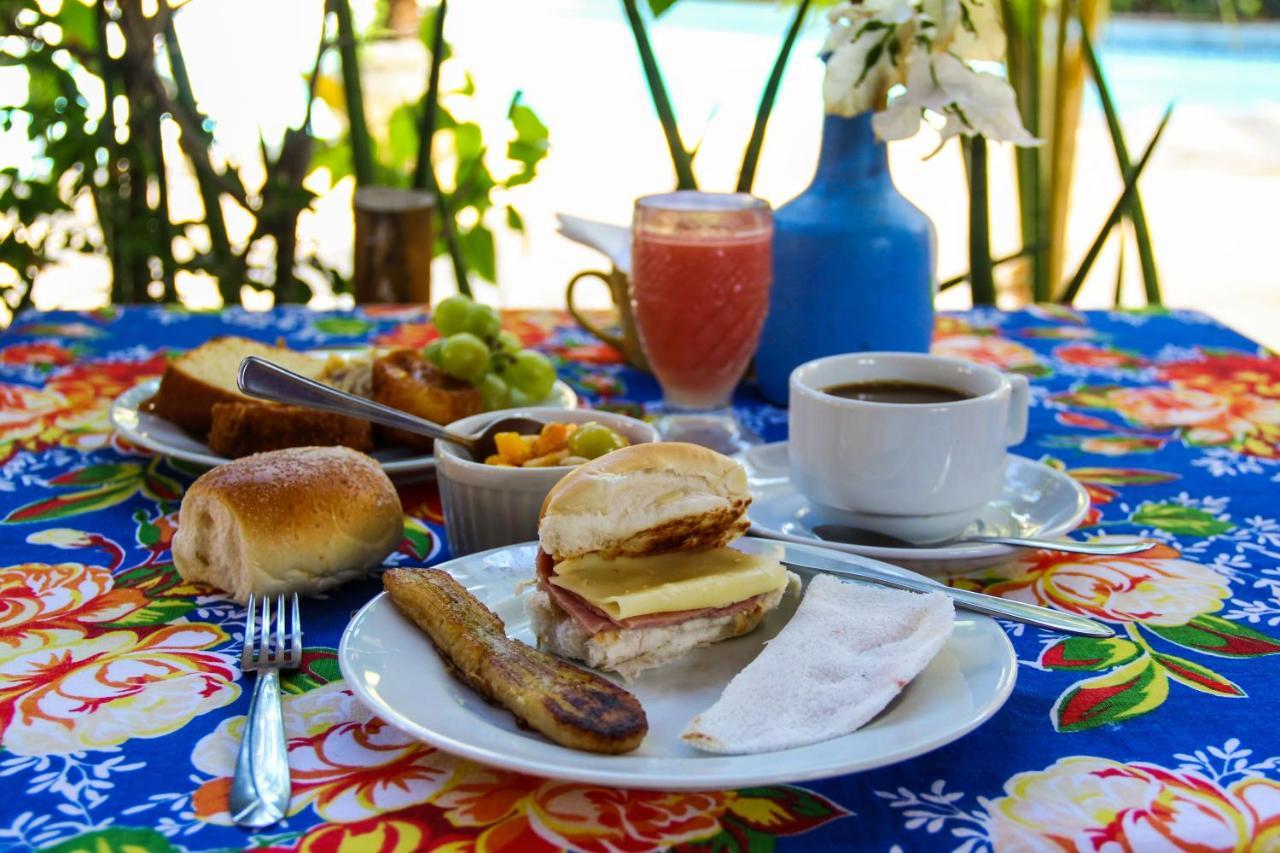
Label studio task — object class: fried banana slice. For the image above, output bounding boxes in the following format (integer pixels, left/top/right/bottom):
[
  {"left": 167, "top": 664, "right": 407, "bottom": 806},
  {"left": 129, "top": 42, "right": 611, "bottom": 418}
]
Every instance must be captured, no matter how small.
[{"left": 383, "top": 568, "right": 648, "bottom": 754}]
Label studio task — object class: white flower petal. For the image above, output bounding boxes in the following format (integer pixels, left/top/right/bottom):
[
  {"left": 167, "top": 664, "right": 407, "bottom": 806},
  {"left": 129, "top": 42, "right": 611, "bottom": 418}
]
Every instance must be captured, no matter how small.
[{"left": 872, "top": 99, "right": 924, "bottom": 140}]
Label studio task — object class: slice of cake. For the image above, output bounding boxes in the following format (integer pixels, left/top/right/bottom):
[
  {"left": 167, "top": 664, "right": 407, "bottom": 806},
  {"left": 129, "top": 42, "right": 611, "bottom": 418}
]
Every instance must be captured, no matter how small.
[
  {"left": 207, "top": 401, "right": 373, "bottom": 458},
  {"left": 149, "top": 337, "right": 327, "bottom": 434}
]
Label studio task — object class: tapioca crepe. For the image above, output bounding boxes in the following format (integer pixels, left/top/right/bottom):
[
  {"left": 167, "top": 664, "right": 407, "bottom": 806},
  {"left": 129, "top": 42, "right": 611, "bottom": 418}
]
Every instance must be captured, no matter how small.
[{"left": 681, "top": 575, "right": 955, "bottom": 754}]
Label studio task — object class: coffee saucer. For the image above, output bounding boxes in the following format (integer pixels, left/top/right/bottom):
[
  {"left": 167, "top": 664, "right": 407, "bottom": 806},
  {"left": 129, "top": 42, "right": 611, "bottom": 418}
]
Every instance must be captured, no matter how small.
[{"left": 739, "top": 442, "right": 1090, "bottom": 573}]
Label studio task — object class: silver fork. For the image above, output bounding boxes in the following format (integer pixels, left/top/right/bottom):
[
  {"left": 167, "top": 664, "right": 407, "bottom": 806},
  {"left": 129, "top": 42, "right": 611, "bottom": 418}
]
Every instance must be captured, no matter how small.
[{"left": 230, "top": 593, "right": 302, "bottom": 828}]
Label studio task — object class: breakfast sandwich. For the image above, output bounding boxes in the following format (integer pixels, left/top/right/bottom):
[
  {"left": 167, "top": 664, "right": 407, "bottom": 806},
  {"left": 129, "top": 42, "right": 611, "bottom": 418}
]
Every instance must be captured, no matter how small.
[{"left": 527, "top": 442, "right": 796, "bottom": 679}]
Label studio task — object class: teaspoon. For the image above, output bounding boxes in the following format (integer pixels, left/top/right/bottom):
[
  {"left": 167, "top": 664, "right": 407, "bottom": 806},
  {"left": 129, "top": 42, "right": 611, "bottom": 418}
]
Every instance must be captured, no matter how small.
[{"left": 812, "top": 524, "right": 1155, "bottom": 556}]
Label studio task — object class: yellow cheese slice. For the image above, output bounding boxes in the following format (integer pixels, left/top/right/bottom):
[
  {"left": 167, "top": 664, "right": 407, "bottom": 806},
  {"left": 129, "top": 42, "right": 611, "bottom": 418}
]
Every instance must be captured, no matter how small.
[{"left": 550, "top": 547, "right": 788, "bottom": 620}]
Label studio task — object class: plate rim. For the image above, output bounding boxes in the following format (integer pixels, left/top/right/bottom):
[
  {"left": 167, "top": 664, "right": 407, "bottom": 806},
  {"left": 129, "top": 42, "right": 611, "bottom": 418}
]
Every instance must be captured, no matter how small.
[
  {"left": 337, "top": 543, "right": 1019, "bottom": 790},
  {"left": 743, "top": 443, "right": 1090, "bottom": 563},
  {"left": 109, "top": 375, "right": 578, "bottom": 475}
]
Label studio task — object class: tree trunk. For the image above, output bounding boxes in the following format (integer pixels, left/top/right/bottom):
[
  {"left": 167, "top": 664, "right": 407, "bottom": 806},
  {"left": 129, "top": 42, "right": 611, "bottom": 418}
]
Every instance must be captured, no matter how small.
[{"left": 353, "top": 187, "right": 436, "bottom": 304}]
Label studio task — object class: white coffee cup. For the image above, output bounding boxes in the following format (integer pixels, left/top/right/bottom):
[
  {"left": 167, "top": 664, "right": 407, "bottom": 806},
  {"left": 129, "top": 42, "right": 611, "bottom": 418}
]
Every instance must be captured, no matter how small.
[{"left": 789, "top": 352, "right": 1030, "bottom": 543}]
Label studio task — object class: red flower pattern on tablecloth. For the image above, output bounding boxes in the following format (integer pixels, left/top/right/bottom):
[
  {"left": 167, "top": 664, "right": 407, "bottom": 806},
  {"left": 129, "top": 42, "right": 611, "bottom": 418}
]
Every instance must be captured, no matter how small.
[
  {"left": 0, "top": 562, "right": 146, "bottom": 636},
  {"left": 989, "top": 756, "right": 1280, "bottom": 851},
  {"left": 0, "top": 341, "right": 76, "bottom": 366},
  {"left": 1056, "top": 349, "right": 1280, "bottom": 458},
  {"left": 191, "top": 684, "right": 846, "bottom": 850},
  {"left": 0, "top": 352, "right": 168, "bottom": 462}
]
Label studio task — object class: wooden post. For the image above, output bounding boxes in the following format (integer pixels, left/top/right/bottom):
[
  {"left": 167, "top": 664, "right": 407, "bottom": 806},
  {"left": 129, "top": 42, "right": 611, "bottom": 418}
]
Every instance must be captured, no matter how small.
[{"left": 353, "top": 186, "right": 436, "bottom": 304}]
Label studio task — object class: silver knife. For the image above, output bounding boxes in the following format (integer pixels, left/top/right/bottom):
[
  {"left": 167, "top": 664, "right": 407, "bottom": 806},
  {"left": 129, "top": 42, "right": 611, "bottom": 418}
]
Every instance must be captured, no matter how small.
[{"left": 739, "top": 536, "right": 1115, "bottom": 638}]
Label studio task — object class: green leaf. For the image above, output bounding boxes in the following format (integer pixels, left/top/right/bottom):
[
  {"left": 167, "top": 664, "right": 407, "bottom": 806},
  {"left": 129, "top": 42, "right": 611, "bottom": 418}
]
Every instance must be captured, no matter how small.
[
  {"left": 3, "top": 481, "right": 138, "bottom": 524},
  {"left": 1147, "top": 614, "right": 1280, "bottom": 658},
  {"left": 458, "top": 224, "right": 496, "bottom": 283},
  {"left": 1053, "top": 655, "right": 1168, "bottom": 732},
  {"left": 727, "top": 785, "right": 850, "bottom": 834},
  {"left": 647, "top": 0, "right": 681, "bottom": 17},
  {"left": 49, "top": 463, "right": 141, "bottom": 486},
  {"left": 313, "top": 316, "right": 373, "bottom": 337},
  {"left": 42, "top": 827, "right": 181, "bottom": 853},
  {"left": 1131, "top": 502, "right": 1232, "bottom": 537},
  {"left": 1040, "top": 636, "right": 1141, "bottom": 672},
  {"left": 283, "top": 647, "right": 342, "bottom": 694},
  {"left": 400, "top": 522, "right": 436, "bottom": 561},
  {"left": 385, "top": 103, "right": 420, "bottom": 173},
  {"left": 1067, "top": 467, "right": 1178, "bottom": 486},
  {"left": 1151, "top": 651, "right": 1244, "bottom": 697},
  {"left": 142, "top": 466, "right": 183, "bottom": 503},
  {"left": 505, "top": 205, "right": 525, "bottom": 233}
]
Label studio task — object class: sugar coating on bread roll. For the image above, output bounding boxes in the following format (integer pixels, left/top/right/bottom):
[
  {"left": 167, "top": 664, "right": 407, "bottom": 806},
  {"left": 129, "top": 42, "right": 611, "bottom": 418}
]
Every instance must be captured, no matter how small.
[
  {"left": 538, "top": 442, "right": 751, "bottom": 562},
  {"left": 173, "top": 446, "right": 403, "bottom": 602}
]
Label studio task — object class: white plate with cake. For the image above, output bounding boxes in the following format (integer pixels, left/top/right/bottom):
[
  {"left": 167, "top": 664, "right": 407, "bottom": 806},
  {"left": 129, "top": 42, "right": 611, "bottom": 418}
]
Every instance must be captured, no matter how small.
[
  {"left": 339, "top": 443, "right": 1018, "bottom": 789},
  {"left": 109, "top": 337, "right": 577, "bottom": 475}
]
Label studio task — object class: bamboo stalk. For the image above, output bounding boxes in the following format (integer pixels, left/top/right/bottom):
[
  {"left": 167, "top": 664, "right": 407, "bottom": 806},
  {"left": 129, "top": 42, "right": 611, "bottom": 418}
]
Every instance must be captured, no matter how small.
[
  {"left": 413, "top": 0, "right": 446, "bottom": 191},
  {"left": 1112, "top": 222, "right": 1126, "bottom": 307},
  {"left": 620, "top": 0, "right": 697, "bottom": 190},
  {"left": 939, "top": 246, "right": 1042, "bottom": 291},
  {"left": 1002, "top": 0, "right": 1045, "bottom": 302},
  {"left": 1043, "top": 0, "right": 1072, "bottom": 297},
  {"left": 1081, "top": 26, "right": 1161, "bottom": 306},
  {"left": 1057, "top": 105, "right": 1172, "bottom": 304},
  {"left": 966, "top": 136, "right": 997, "bottom": 306},
  {"left": 737, "top": 0, "right": 810, "bottom": 193},
  {"left": 332, "top": 0, "right": 375, "bottom": 185}
]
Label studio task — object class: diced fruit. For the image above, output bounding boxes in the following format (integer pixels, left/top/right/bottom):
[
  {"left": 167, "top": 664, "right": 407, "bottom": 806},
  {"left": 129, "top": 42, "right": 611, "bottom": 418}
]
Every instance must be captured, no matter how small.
[
  {"left": 524, "top": 450, "right": 569, "bottom": 467},
  {"left": 494, "top": 432, "right": 533, "bottom": 466},
  {"left": 567, "top": 422, "right": 628, "bottom": 460},
  {"left": 531, "top": 421, "right": 576, "bottom": 457},
  {"left": 432, "top": 295, "right": 472, "bottom": 337}
]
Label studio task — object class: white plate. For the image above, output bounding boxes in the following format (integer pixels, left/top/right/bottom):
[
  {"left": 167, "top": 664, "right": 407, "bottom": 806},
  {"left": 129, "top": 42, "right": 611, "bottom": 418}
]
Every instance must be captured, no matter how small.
[
  {"left": 742, "top": 442, "right": 1090, "bottom": 573},
  {"left": 338, "top": 538, "right": 1017, "bottom": 790},
  {"left": 110, "top": 376, "right": 578, "bottom": 476}
]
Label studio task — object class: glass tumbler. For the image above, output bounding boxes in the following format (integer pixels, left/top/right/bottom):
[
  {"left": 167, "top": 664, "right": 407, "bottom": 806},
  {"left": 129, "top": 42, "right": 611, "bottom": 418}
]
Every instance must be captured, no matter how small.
[{"left": 630, "top": 191, "right": 773, "bottom": 452}]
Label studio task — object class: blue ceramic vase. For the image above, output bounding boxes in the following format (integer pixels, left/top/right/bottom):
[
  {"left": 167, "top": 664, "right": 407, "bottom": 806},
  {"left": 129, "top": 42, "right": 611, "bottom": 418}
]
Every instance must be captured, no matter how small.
[{"left": 755, "top": 112, "right": 937, "bottom": 405}]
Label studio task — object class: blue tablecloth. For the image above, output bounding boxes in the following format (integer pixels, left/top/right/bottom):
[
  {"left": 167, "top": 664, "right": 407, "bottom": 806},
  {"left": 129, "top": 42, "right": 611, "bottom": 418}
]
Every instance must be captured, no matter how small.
[{"left": 1, "top": 304, "right": 1278, "bottom": 851}]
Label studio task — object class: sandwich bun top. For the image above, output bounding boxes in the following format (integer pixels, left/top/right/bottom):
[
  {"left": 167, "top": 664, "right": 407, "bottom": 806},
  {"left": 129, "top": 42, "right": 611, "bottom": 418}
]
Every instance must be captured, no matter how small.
[{"left": 538, "top": 442, "right": 750, "bottom": 562}]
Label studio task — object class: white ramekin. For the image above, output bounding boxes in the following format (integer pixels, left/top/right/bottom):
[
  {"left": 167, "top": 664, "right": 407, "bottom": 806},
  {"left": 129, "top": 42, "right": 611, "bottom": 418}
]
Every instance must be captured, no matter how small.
[{"left": 435, "top": 406, "right": 658, "bottom": 556}]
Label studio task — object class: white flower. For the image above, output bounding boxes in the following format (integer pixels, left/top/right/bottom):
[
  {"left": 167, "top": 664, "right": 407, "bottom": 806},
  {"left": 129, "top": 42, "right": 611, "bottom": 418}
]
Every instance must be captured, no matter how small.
[
  {"left": 823, "top": 25, "right": 903, "bottom": 116},
  {"left": 822, "top": 0, "right": 1036, "bottom": 147},
  {"left": 871, "top": 51, "right": 1040, "bottom": 146}
]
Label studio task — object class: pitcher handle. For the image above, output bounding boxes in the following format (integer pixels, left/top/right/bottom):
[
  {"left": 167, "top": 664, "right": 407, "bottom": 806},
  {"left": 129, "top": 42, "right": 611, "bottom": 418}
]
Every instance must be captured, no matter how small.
[{"left": 567, "top": 270, "right": 628, "bottom": 353}]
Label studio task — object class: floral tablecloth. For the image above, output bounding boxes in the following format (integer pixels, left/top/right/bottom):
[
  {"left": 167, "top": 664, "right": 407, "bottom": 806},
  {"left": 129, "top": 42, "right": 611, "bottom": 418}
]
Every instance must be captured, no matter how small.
[{"left": 1, "top": 304, "right": 1279, "bottom": 852}]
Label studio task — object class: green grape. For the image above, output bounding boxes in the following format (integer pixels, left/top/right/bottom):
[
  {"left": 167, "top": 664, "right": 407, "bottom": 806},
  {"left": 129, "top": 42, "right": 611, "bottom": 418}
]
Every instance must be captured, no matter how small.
[
  {"left": 423, "top": 338, "right": 445, "bottom": 366},
  {"left": 463, "top": 303, "right": 502, "bottom": 341},
  {"left": 501, "top": 350, "right": 556, "bottom": 400},
  {"left": 477, "top": 373, "right": 510, "bottom": 411},
  {"left": 432, "top": 295, "right": 473, "bottom": 336},
  {"left": 440, "top": 332, "right": 490, "bottom": 382},
  {"left": 496, "top": 330, "right": 522, "bottom": 354},
  {"left": 508, "top": 387, "right": 536, "bottom": 409},
  {"left": 567, "top": 422, "right": 628, "bottom": 460}
]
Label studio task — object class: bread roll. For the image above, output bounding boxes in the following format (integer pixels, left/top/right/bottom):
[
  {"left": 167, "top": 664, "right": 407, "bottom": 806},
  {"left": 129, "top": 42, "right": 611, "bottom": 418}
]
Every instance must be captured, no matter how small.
[
  {"left": 173, "top": 447, "right": 403, "bottom": 601},
  {"left": 538, "top": 442, "right": 751, "bottom": 562}
]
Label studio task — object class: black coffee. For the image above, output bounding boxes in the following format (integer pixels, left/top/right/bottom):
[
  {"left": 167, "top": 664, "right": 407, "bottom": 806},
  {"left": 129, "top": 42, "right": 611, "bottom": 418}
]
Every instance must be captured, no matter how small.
[{"left": 822, "top": 380, "right": 971, "bottom": 404}]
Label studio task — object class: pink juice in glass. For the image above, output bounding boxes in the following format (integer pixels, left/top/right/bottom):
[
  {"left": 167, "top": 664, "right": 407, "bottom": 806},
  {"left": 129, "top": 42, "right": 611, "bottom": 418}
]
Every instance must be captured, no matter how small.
[{"left": 631, "top": 196, "right": 773, "bottom": 410}]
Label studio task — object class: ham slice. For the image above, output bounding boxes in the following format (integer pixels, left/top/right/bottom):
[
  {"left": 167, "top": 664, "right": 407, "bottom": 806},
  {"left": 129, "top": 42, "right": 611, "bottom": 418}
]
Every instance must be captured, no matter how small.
[{"left": 535, "top": 549, "right": 772, "bottom": 635}]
